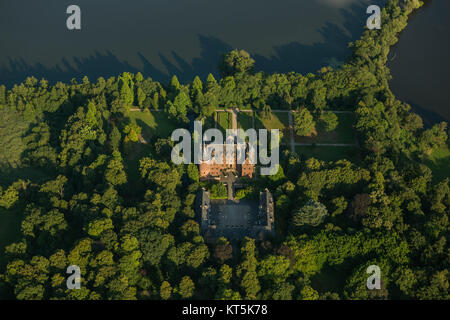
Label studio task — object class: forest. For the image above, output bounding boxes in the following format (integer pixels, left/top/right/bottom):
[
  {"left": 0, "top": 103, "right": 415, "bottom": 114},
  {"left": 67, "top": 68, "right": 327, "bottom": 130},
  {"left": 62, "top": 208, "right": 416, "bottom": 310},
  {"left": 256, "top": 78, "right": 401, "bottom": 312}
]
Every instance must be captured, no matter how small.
[{"left": 0, "top": 0, "right": 448, "bottom": 300}]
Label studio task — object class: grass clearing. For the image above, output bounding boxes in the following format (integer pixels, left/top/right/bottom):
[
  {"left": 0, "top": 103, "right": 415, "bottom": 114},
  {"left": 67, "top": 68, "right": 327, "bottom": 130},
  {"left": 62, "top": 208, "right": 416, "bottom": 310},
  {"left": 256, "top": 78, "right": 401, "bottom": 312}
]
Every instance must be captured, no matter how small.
[
  {"left": 295, "top": 145, "right": 360, "bottom": 162},
  {"left": 0, "top": 108, "right": 49, "bottom": 185},
  {"left": 424, "top": 144, "right": 450, "bottom": 182},
  {"left": 124, "top": 111, "right": 179, "bottom": 195},
  {"left": 128, "top": 111, "right": 178, "bottom": 139},
  {"left": 255, "top": 112, "right": 290, "bottom": 143},
  {"left": 237, "top": 112, "right": 254, "bottom": 130},
  {"left": 294, "top": 112, "right": 355, "bottom": 144},
  {"left": 217, "top": 112, "right": 231, "bottom": 135}
]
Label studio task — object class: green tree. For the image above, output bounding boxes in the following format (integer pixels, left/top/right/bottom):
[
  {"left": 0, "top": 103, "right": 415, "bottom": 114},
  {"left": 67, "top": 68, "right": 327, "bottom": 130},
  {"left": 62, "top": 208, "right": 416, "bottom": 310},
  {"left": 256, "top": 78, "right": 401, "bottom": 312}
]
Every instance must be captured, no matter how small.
[
  {"left": 293, "top": 108, "right": 315, "bottom": 136},
  {"left": 330, "top": 196, "right": 347, "bottom": 216},
  {"left": 272, "top": 282, "right": 295, "bottom": 300},
  {"left": 160, "top": 281, "right": 172, "bottom": 300},
  {"left": 87, "top": 218, "right": 114, "bottom": 238},
  {"left": 214, "top": 238, "right": 233, "bottom": 264},
  {"left": 320, "top": 111, "right": 338, "bottom": 132},
  {"left": 178, "top": 276, "right": 195, "bottom": 299},
  {"left": 170, "top": 75, "right": 181, "bottom": 93},
  {"left": 139, "top": 158, "right": 181, "bottom": 192},
  {"left": 0, "top": 186, "right": 19, "bottom": 209},
  {"left": 105, "top": 152, "right": 127, "bottom": 186},
  {"left": 219, "top": 49, "right": 255, "bottom": 77},
  {"left": 219, "top": 264, "right": 233, "bottom": 285},
  {"left": 123, "top": 123, "right": 142, "bottom": 143},
  {"left": 236, "top": 238, "right": 260, "bottom": 300},
  {"left": 109, "top": 126, "right": 122, "bottom": 150},
  {"left": 137, "top": 87, "right": 146, "bottom": 108},
  {"left": 211, "top": 183, "right": 228, "bottom": 199},
  {"left": 262, "top": 105, "right": 272, "bottom": 120},
  {"left": 187, "top": 163, "right": 200, "bottom": 182},
  {"left": 120, "top": 82, "right": 134, "bottom": 106},
  {"left": 139, "top": 231, "right": 174, "bottom": 266},
  {"left": 293, "top": 199, "right": 328, "bottom": 227},
  {"left": 300, "top": 286, "right": 319, "bottom": 300},
  {"left": 85, "top": 102, "right": 98, "bottom": 128}
]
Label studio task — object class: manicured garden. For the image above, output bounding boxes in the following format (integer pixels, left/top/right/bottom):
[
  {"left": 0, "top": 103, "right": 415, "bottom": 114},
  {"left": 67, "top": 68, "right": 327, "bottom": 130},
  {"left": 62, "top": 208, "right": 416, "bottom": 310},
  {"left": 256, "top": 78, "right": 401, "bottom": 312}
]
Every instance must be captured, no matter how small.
[{"left": 217, "top": 111, "right": 231, "bottom": 135}]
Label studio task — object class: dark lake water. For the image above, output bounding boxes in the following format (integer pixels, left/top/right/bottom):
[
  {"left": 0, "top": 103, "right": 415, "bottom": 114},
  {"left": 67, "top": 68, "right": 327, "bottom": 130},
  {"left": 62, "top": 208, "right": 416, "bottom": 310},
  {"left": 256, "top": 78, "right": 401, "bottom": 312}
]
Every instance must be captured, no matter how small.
[
  {"left": 0, "top": 0, "right": 447, "bottom": 125},
  {"left": 388, "top": 0, "right": 450, "bottom": 124},
  {"left": 0, "top": 0, "right": 382, "bottom": 86}
]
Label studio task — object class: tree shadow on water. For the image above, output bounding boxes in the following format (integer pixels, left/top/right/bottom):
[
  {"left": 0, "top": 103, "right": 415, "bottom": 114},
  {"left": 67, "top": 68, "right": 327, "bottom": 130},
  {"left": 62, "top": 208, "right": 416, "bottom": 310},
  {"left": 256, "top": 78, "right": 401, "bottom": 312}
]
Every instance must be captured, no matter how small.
[{"left": 0, "top": 2, "right": 375, "bottom": 86}]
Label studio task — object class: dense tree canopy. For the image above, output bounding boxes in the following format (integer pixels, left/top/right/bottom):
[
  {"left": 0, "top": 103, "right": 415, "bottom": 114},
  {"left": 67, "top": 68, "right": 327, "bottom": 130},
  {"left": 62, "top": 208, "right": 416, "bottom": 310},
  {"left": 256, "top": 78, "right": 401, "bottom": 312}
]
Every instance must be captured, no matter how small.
[{"left": 0, "top": 0, "right": 448, "bottom": 301}]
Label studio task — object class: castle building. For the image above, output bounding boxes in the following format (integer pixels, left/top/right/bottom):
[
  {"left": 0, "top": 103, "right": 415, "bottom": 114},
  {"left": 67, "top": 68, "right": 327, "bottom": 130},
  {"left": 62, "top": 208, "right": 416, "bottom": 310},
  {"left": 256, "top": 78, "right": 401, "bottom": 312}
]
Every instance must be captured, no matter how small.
[
  {"left": 198, "top": 188, "right": 212, "bottom": 233},
  {"left": 199, "top": 143, "right": 255, "bottom": 179},
  {"left": 255, "top": 188, "right": 275, "bottom": 237}
]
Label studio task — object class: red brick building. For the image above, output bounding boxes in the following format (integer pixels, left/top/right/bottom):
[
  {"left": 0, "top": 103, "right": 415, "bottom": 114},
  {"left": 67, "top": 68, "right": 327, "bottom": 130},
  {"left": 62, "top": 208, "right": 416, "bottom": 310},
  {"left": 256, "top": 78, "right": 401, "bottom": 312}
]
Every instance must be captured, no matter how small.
[{"left": 199, "top": 143, "right": 255, "bottom": 179}]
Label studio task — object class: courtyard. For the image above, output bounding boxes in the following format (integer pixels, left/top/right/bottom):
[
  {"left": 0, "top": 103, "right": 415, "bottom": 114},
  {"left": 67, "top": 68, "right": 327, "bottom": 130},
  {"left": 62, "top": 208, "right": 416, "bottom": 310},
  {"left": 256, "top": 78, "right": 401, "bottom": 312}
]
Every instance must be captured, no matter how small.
[{"left": 209, "top": 199, "right": 259, "bottom": 239}]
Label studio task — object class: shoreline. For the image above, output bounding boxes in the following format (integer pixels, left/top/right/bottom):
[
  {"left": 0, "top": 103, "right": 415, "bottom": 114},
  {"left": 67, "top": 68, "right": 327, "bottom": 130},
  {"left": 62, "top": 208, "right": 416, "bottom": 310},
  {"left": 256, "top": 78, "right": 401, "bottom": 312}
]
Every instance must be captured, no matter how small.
[{"left": 387, "top": 0, "right": 449, "bottom": 125}]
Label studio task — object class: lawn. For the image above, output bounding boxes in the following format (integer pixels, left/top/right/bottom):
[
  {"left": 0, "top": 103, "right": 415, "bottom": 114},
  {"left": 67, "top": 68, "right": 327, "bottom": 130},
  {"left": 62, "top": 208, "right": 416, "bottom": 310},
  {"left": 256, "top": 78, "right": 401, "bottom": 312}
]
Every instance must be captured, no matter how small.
[
  {"left": 255, "top": 112, "right": 290, "bottom": 143},
  {"left": 294, "top": 112, "right": 356, "bottom": 144},
  {"left": 217, "top": 111, "right": 231, "bottom": 135},
  {"left": 237, "top": 112, "right": 254, "bottom": 130},
  {"left": 424, "top": 144, "right": 450, "bottom": 182},
  {"left": 127, "top": 111, "right": 178, "bottom": 139},
  {"left": 295, "top": 145, "right": 360, "bottom": 162},
  {"left": 124, "top": 111, "right": 180, "bottom": 196},
  {"left": 0, "top": 108, "right": 50, "bottom": 185}
]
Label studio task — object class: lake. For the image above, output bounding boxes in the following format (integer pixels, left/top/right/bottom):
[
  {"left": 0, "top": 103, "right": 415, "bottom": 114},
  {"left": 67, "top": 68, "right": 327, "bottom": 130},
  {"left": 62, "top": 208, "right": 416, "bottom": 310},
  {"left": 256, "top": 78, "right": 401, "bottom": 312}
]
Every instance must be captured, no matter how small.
[
  {"left": 0, "top": 0, "right": 382, "bottom": 85},
  {"left": 0, "top": 0, "right": 447, "bottom": 125},
  {"left": 388, "top": 0, "right": 450, "bottom": 124}
]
